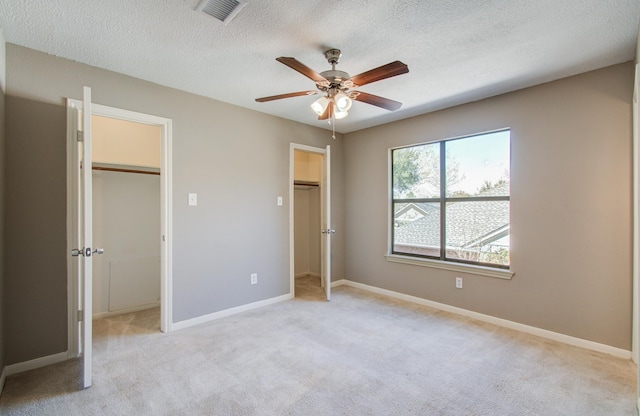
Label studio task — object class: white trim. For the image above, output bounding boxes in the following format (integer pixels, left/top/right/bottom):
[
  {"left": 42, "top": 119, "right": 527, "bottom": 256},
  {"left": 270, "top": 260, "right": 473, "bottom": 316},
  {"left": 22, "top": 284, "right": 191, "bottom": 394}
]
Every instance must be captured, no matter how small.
[
  {"left": 92, "top": 302, "right": 160, "bottom": 320},
  {"left": 5, "top": 352, "right": 68, "bottom": 376},
  {"left": 289, "top": 143, "right": 327, "bottom": 299},
  {"left": 340, "top": 279, "right": 631, "bottom": 359},
  {"left": 66, "top": 98, "right": 80, "bottom": 359},
  {"left": 331, "top": 279, "right": 346, "bottom": 287},
  {"left": 633, "top": 63, "right": 639, "bottom": 366},
  {"left": 160, "top": 119, "right": 173, "bottom": 333},
  {"left": 172, "top": 294, "right": 292, "bottom": 331},
  {"left": 634, "top": 63, "right": 640, "bottom": 411},
  {"left": 385, "top": 254, "right": 514, "bottom": 280},
  {"left": 66, "top": 99, "right": 174, "bottom": 360},
  {"left": 0, "top": 366, "right": 6, "bottom": 397}
]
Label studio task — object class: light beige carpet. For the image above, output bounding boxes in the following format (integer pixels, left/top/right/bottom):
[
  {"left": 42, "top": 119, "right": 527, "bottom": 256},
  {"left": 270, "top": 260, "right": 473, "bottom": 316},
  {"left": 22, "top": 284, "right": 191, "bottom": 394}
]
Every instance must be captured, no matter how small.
[{"left": 0, "top": 276, "right": 636, "bottom": 415}]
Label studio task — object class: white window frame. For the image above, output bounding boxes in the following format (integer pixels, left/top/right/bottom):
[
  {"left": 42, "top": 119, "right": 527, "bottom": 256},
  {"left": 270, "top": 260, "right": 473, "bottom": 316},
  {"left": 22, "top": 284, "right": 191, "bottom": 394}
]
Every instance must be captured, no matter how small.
[{"left": 386, "top": 129, "right": 514, "bottom": 280}]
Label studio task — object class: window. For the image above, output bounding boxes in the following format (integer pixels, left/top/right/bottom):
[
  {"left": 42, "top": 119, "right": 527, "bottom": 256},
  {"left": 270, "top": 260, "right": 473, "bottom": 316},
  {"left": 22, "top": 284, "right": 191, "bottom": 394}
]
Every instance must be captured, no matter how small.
[{"left": 391, "top": 130, "right": 510, "bottom": 268}]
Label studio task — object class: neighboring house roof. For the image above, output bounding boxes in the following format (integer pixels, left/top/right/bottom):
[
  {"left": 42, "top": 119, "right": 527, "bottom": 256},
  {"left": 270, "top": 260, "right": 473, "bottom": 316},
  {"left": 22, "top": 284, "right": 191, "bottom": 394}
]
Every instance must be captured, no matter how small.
[
  {"left": 394, "top": 183, "right": 509, "bottom": 249},
  {"left": 394, "top": 202, "right": 433, "bottom": 218}
]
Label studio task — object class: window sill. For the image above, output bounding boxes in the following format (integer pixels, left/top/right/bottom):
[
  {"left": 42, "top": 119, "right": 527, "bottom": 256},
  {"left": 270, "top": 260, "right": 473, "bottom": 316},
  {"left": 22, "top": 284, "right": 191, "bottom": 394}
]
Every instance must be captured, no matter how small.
[{"left": 385, "top": 254, "right": 514, "bottom": 280}]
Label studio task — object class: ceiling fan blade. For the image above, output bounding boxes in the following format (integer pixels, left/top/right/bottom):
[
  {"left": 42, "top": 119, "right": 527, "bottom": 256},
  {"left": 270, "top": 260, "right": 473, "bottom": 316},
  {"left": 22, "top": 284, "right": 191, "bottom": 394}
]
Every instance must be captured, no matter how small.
[
  {"left": 255, "top": 91, "right": 318, "bottom": 102},
  {"left": 318, "top": 103, "right": 333, "bottom": 120},
  {"left": 276, "top": 57, "right": 329, "bottom": 84},
  {"left": 352, "top": 91, "right": 403, "bottom": 111},
  {"left": 349, "top": 61, "right": 409, "bottom": 87}
]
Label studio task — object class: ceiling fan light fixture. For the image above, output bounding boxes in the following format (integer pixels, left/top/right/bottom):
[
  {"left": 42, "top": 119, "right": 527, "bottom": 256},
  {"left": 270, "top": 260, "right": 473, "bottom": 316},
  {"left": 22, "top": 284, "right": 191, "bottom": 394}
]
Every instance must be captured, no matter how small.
[
  {"left": 334, "top": 92, "right": 352, "bottom": 111},
  {"left": 334, "top": 109, "right": 349, "bottom": 119},
  {"left": 311, "top": 96, "right": 329, "bottom": 115}
]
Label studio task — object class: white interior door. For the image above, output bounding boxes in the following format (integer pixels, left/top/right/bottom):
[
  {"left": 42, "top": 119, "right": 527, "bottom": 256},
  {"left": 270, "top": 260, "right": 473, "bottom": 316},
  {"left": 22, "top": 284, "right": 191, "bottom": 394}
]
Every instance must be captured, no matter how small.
[
  {"left": 321, "top": 145, "right": 332, "bottom": 301},
  {"left": 73, "top": 86, "right": 94, "bottom": 388}
]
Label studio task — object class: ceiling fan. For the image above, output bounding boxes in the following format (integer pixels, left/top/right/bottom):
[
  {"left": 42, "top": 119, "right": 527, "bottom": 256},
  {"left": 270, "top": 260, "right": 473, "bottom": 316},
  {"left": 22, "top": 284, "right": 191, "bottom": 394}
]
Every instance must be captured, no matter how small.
[{"left": 255, "top": 49, "right": 409, "bottom": 121}]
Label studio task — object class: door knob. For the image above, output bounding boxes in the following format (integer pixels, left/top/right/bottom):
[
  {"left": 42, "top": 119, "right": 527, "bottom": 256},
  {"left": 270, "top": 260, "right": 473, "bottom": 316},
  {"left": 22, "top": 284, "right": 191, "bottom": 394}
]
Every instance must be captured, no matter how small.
[{"left": 71, "top": 247, "right": 104, "bottom": 257}]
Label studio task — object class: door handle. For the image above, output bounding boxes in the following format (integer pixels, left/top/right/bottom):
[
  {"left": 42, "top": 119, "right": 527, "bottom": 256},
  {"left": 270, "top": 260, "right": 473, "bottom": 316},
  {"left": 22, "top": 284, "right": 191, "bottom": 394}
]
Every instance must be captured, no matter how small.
[
  {"left": 71, "top": 247, "right": 104, "bottom": 257},
  {"left": 321, "top": 229, "right": 336, "bottom": 234}
]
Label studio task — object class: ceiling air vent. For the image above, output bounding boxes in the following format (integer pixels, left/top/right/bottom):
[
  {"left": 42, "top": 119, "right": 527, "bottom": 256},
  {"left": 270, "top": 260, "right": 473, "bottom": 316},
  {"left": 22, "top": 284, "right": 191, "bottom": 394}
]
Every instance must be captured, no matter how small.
[{"left": 195, "top": 0, "right": 248, "bottom": 25}]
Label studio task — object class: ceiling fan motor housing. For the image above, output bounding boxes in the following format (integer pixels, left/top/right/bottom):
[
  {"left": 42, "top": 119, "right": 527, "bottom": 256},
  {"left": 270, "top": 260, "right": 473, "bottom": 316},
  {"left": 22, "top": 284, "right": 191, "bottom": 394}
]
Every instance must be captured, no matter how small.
[{"left": 318, "top": 70, "right": 352, "bottom": 92}]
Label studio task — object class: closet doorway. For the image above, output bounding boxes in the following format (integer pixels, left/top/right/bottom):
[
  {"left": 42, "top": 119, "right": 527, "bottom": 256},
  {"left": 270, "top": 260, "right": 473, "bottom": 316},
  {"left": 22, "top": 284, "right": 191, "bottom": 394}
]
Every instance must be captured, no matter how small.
[
  {"left": 290, "top": 144, "right": 332, "bottom": 301},
  {"left": 91, "top": 115, "right": 162, "bottom": 322},
  {"left": 66, "top": 99, "right": 173, "bottom": 365}
]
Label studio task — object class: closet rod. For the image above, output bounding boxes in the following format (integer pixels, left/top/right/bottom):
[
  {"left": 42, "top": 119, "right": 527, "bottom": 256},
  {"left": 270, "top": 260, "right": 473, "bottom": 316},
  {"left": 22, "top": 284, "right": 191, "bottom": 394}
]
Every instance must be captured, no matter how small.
[
  {"left": 92, "top": 166, "right": 160, "bottom": 176},
  {"left": 293, "top": 181, "right": 319, "bottom": 187}
]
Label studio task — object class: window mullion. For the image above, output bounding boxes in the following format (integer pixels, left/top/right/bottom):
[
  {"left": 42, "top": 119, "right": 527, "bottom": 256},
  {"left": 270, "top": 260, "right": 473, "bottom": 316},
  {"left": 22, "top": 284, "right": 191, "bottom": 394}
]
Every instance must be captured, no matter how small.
[{"left": 439, "top": 141, "right": 446, "bottom": 261}]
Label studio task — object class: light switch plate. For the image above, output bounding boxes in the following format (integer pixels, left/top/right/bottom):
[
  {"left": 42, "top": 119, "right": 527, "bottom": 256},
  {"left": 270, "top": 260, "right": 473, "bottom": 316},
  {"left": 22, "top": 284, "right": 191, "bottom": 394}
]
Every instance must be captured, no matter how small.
[
  {"left": 188, "top": 193, "right": 197, "bottom": 206},
  {"left": 277, "top": 196, "right": 283, "bottom": 206}
]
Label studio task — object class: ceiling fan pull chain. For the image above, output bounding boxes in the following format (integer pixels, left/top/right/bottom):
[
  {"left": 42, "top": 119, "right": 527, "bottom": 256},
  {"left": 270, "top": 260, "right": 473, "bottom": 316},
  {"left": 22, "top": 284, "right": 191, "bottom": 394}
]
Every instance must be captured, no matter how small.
[{"left": 332, "top": 109, "right": 336, "bottom": 140}]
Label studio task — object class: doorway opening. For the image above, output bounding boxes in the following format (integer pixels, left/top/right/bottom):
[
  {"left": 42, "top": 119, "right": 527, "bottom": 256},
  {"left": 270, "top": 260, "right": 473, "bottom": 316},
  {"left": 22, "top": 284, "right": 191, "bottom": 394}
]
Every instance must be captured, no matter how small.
[
  {"left": 289, "top": 144, "right": 331, "bottom": 301},
  {"left": 91, "top": 115, "right": 162, "bottom": 322},
  {"left": 293, "top": 150, "right": 322, "bottom": 299},
  {"left": 66, "top": 100, "right": 173, "bottom": 361}
]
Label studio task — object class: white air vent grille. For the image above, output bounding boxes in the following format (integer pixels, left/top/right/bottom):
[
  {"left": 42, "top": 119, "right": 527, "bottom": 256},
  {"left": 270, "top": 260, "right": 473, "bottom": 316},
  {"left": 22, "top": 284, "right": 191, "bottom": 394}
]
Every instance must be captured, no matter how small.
[{"left": 195, "top": 0, "right": 247, "bottom": 25}]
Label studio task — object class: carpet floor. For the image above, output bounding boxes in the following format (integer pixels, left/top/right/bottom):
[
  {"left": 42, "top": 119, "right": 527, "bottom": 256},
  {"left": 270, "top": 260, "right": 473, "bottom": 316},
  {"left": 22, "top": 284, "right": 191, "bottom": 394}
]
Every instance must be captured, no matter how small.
[{"left": 0, "top": 276, "right": 636, "bottom": 415}]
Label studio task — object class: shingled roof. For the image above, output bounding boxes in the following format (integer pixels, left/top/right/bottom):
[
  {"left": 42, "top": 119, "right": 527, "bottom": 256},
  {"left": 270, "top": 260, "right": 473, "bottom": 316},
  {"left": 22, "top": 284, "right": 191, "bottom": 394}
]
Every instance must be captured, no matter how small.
[{"left": 394, "top": 182, "right": 509, "bottom": 251}]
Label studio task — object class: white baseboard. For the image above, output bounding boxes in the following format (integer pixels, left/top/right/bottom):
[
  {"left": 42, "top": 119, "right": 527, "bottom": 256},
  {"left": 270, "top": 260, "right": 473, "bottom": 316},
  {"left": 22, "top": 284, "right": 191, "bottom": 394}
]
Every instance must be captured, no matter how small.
[
  {"left": 172, "top": 293, "right": 292, "bottom": 331},
  {"left": 331, "top": 279, "right": 346, "bottom": 287},
  {"left": 0, "top": 366, "right": 6, "bottom": 397},
  {"left": 5, "top": 351, "right": 68, "bottom": 376},
  {"left": 93, "top": 302, "right": 160, "bottom": 320},
  {"left": 340, "top": 279, "right": 632, "bottom": 360}
]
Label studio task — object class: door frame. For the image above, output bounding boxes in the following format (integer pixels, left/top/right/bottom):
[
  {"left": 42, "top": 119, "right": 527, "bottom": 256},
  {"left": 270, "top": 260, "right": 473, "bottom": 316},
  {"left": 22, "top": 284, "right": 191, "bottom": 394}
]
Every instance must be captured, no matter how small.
[
  {"left": 66, "top": 100, "right": 173, "bottom": 358},
  {"left": 633, "top": 63, "right": 639, "bottom": 411},
  {"left": 289, "top": 143, "right": 329, "bottom": 298}
]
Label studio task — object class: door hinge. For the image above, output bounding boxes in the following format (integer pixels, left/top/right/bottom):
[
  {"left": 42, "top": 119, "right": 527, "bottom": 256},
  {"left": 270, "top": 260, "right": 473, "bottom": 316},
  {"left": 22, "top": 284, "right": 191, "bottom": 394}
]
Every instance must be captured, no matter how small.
[
  {"left": 77, "top": 130, "right": 84, "bottom": 142},
  {"left": 77, "top": 310, "right": 83, "bottom": 322}
]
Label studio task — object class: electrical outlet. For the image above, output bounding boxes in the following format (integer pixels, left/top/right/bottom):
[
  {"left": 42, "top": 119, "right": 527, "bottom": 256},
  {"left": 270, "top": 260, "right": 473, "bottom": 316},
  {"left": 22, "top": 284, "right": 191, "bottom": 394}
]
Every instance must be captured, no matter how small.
[
  {"left": 455, "top": 277, "right": 463, "bottom": 289},
  {"left": 251, "top": 273, "right": 258, "bottom": 285}
]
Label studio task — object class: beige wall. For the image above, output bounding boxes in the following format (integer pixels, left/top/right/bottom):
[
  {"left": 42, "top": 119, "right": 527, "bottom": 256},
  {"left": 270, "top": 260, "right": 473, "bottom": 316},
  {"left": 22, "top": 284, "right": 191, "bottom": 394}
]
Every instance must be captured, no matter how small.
[
  {"left": 4, "top": 44, "right": 344, "bottom": 364},
  {"left": 92, "top": 170, "right": 160, "bottom": 315},
  {"left": 92, "top": 115, "right": 161, "bottom": 168},
  {"left": 293, "top": 150, "right": 322, "bottom": 183},
  {"left": 343, "top": 62, "right": 634, "bottom": 350}
]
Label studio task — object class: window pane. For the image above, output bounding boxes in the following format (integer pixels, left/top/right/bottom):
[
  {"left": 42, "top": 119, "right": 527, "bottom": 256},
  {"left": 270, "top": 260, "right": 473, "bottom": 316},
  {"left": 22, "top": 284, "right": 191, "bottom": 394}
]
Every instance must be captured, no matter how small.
[
  {"left": 445, "top": 131, "right": 510, "bottom": 197},
  {"left": 445, "top": 200, "right": 509, "bottom": 266},
  {"left": 392, "top": 143, "right": 440, "bottom": 199},
  {"left": 393, "top": 202, "right": 440, "bottom": 257}
]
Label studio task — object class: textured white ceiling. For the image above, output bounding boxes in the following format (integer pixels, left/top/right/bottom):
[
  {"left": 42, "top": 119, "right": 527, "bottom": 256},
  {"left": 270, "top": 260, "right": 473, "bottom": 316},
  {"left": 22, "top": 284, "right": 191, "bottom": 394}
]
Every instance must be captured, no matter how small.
[{"left": 0, "top": 0, "right": 638, "bottom": 133}]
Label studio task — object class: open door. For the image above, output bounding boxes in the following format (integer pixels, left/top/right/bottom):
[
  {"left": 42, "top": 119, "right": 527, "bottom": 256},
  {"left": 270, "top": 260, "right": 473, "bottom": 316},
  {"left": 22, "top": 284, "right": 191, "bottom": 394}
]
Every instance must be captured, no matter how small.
[
  {"left": 321, "top": 145, "right": 333, "bottom": 301},
  {"left": 70, "top": 86, "right": 102, "bottom": 388}
]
